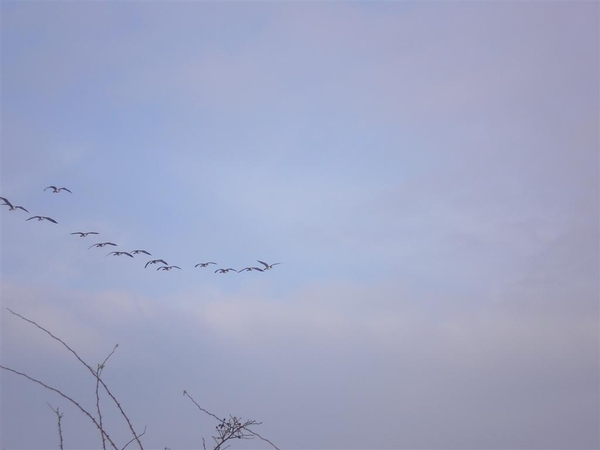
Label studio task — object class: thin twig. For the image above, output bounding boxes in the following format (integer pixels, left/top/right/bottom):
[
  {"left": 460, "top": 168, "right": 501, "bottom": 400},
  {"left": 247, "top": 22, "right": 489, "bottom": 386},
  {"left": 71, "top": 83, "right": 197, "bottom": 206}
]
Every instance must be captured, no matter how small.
[
  {"left": 121, "top": 425, "right": 147, "bottom": 450},
  {"left": 96, "top": 364, "right": 107, "bottom": 450},
  {"left": 246, "top": 429, "right": 281, "bottom": 450},
  {"left": 97, "top": 344, "right": 118, "bottom": 450}
]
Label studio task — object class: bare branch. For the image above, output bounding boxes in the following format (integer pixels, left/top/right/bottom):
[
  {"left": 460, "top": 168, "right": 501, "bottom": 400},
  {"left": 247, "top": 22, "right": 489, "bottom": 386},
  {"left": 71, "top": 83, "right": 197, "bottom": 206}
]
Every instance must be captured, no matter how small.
[
  {"left": 183, "top": 391, "right": 279, "bottom": 450},
  {"left": 1, "top": 364, "right": 119, "bottom": 450},
  {"left": 5, "top": 309, "right": 144, "bottom": 450}
]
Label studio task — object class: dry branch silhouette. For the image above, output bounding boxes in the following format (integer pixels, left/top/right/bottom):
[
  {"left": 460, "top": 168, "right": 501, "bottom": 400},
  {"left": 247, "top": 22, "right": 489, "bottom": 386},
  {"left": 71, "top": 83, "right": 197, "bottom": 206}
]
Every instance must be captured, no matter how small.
[{"left": 1, "top": 309, "right": 280, "bottom": 450}]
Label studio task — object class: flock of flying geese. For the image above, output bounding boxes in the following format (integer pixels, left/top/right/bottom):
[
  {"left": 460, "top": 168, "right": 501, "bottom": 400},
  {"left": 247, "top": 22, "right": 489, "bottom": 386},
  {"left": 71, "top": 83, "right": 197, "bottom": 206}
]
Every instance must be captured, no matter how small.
[{"left": 1, "top": 187, "right": 281, "bottom": 274}]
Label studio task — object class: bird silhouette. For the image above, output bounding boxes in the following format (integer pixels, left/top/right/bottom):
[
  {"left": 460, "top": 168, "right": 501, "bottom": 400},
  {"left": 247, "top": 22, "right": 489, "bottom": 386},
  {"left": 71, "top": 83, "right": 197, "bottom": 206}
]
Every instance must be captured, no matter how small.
[
  {"left": 215, "top": 268, "right": 236, "bottom": 273},
  {"left": 195, "top": 262, "right": 217, "bottom": 268},
  {"left": 107, "top": 251, "right": 134, "bottom": 258},
  {"left": 89, "top": 242, "right": 117, "bottom": 249},
  {"left": 257, "top": 260, "right": 281, "bottom": 270},
  {"left": 238, "top": 267, "right": 264, "bottom": 272},
  {"left": 26, "top": 216, "right": 58, "bottom": 224},
  {"left": 44, "top": 186, "right": 72, "bottom": 194},
  {"left": 71, "top": 231, "right": 99, "bottom": 237},
  {"left": 131, "top": 250, "right": 151, "bottom": 256},
  {"left": 0, "top": 197, "right": 28, "bottom": 212},
  {"left": 145, "top": 259, "right": 168, "bottom": 268},
  {"left": 157, "top": 265, "right": 181, "bottom": 271}
]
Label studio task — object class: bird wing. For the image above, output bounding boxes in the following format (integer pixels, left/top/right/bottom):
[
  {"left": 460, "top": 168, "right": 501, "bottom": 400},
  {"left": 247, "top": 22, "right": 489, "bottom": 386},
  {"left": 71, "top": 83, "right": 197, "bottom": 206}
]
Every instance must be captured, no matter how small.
[
  {"left": 89, "top": 243, "right": 100, "bottom": 249},
  {"left": 107, "top": 242, "right": 117, "bottom": 246},
  {"left": 26, "top": 216, "right": 38, "bottom": 221},
  {"left": 44, "top": 186, "right": 57, "bottom": 191},
  {"left": 61, "top": 188, "right": 73, "bottom": 193},
  {"left": 145, "top": 260, "right": 153, "bottom": 268},
  {"left": 44, "top": 217, "right": 58, "bottom": 224},
  {"left": 15, "top": 206, "right": 29, "bottom": 212},
  {"left": 173, "top": 266, "right": 181, "bottom": 269},
  {"left": 0, "top": 197, "right": 13, "bottom": 207},
  {"left": 257, "top": 260, "right": 269, "bottom": 268},
  {"left": 71, "top": 232, "right": 83, "bottom": 236},
  {"left": 124, "top": 252, "right": 134, "bottom": 258},
  {"left": 88, "top": 232, "right": 99, "bottom": 235}
]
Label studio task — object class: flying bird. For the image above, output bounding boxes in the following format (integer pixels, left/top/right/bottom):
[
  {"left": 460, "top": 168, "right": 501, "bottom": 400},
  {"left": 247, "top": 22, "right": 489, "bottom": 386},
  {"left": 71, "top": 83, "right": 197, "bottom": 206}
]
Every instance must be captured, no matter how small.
[
  {"left": 257, "top": 260, "right": 281, "bottom": 270},
  {"left": 107, "top": 251, "right": 134, "bottom": 258},
  {"left": 145, "top": 259, "right": 168, "bottom": 268},
  {"left": 71, "top": 231, "right": 99, "bottom": 237},
  {"left": 238, "top": 267, "right": 264, "bottom": 272},
  {"left": 44, "top": 186, "right": 72, "bottom": 194},
  {"left": 195, "top": 262, "right": 217, "bottom": 268},
  {"left": 215, "top": 268, "right": 236, "bottom": 273},
  {"left": 131, "top": 250, "right": 151, "bottom": 256},
  {"left": 157, "top": 265, "right": 181, "bottom": 271},
  {"left": 26, "top": 216, "right": 58, "bottom": 224},
  {"left": 89, "top": 242, "right": 117, "bottom": 249},
  {"left": 0, "top": 197, "right": 28, "bottom": 212}
]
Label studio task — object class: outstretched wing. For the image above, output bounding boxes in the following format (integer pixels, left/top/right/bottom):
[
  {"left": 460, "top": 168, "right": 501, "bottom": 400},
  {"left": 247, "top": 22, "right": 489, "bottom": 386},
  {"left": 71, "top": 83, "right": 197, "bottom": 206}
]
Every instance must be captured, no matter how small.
[
  {"left": 0, "top": 197, "right": 13, "bottom": 207},
  {"left": 43, "top": 217, "right": 58, "bottom": 224},
  {"left": 61, "top": 187, "right": 73, "bottom": 193},
  {"left": 15, "top": 206, "right": 29, "bottom": 212},
  {"left": 44, "top": 186, "right": 57, "bottom": 192},
  {"left": 257, "top": 260, "right": 269, "bottom": 269}
]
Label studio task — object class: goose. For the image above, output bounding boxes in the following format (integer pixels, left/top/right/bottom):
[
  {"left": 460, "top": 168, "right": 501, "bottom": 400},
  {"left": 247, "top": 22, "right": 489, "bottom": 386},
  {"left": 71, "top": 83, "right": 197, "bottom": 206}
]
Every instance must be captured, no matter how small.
[
  {"left": 44, "top": 186, "right": 72, "bottom": 194},
  {"left": 157, "top": 265, "right": 181, "bottom": 271},
  {"left": 89, "top": 242, "right": 117, "bottom": 249},
  {"left": 145, "top": 259, "right": 168, "bottom": 268},
  {"left": 195, "top": 262, "right": 217, "bottom": 268},
  {"left": 107, "top": 251, "right": 134, "bottom": 258},
  {"left": 131, "top": 249, "right": 151, "bottom": 256},
  {"left": 26, "top": 216, "right": 58, "bottom": 224},
  {"left": 71, "top": 231, "right": 99, "bottom": 237},
  {"left": 0, "top": 197, "right": 28, "bottom": 212},
  {"left": 257, "top": 260, "right": 281, "bottom": 270},
  {"left": 238, "top": 267, "right": 264, "bottom": 272},
  {"left": 215, "top": 268, "right": 236, "bottom": 273}
]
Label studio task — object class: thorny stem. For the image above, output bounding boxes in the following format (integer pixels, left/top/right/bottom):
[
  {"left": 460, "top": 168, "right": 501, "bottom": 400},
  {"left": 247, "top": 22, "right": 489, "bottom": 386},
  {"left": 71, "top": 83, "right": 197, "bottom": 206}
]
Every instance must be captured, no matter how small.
[
  {"left": 47, "top": 403, "right": 65, "bottom": 450},
  {"left": 6, "top": 309, "right": 144, "bottom": 450}
]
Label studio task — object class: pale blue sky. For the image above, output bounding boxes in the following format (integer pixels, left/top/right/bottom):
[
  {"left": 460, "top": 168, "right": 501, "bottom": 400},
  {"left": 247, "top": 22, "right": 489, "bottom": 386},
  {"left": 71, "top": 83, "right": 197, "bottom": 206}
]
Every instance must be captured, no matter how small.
[{"left": 1, "top": 2, "right": 598, "bottom": 449}]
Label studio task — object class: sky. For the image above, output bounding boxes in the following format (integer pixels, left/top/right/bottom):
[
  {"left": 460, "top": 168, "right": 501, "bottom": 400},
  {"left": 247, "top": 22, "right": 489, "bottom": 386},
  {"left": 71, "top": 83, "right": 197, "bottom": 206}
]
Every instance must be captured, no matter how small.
[{"left": 1, "top": 2, "right": 598, "bottom": 449}]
